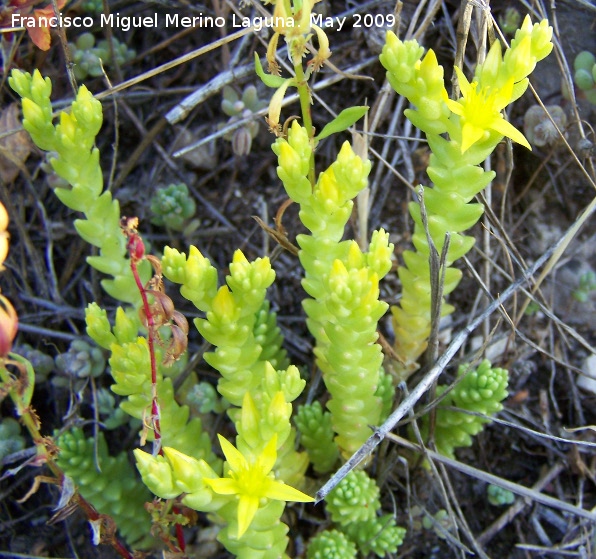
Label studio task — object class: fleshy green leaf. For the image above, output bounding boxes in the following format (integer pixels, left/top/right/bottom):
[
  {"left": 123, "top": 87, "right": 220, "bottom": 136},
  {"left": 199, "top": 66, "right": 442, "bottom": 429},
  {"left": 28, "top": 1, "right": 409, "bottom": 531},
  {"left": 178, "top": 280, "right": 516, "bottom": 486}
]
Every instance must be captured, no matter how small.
[
  {"left": 315, "top": 106, "right": 369, "bottom": 141},
  {"left": 254, "top": 53, "right": 287, "bottom": 88}
]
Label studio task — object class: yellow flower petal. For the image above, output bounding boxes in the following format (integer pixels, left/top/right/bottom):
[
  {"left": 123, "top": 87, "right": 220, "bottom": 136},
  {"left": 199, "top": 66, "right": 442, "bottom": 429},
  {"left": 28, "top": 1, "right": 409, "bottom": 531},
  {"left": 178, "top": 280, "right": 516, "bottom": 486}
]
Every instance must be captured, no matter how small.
[
  {"left": 256, "top": 434, "right": 277, "bottom": 475},
  {"left": 460, "top": 122, "right": 485, "bottom": 153},
  {"left": 205, "top": 477, "right": 238, "bottom": 495},
  {"left": 237, "top": 495, "right": 260, "bottom": 538},
  {"left": 0, "top": 203, "right": 8, "bottom": 232},
  {"left": 262, "top": 478, "right": 314, "bottom": 503},
  {"left": 453, "top": 66, "right": 472, "bottom": 96},
  {"left": 490, "top": 116, "right": 532, "bottom": 150},
  {"left": 444, "top": 97, "right": 463, "bottom": 116},
  {"left": 208, "top": 433, "right": 312, "bottom": 540}
]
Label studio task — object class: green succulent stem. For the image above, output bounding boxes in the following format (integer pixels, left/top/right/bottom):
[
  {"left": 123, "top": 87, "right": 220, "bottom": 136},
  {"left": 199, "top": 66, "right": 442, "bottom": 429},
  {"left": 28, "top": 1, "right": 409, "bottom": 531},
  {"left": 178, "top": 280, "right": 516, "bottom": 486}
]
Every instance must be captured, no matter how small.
[
  {"left": 56, "top": 427, "right": 154, "bottom": 548},
  {"left": 379, "top": 17, "right": 553, "bottom": 379},
  {"left": 273, "top": 121, "right": 394, "bottom": 458},
  {"left": 292, "top": 60, "right": 316, "bottom": 184},
  {"left": 9, "top": 69, "right": 150, "bottom": 304},
  {"left": 161, "top": 246, "right": 308, "bottom": 485},
  {"left": 418, "top": 359, "right": 509, "bottom": 460}
]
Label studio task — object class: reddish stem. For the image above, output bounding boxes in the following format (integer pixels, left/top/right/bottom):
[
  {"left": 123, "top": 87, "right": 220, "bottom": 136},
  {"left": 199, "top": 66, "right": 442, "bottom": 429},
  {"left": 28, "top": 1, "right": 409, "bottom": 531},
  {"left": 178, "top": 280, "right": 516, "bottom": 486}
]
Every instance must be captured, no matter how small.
[
  {"left": 75, "top": 495, "right": 135, "bottom": 559},
  {"left": 125, "top": 226, "right": 186, "bottom": 553},
  {"left": 174, "top": 513, "right": 186, "bottom": 552},
  {"left": 127, "top": 233, "right": 161, "bottom": 456}
]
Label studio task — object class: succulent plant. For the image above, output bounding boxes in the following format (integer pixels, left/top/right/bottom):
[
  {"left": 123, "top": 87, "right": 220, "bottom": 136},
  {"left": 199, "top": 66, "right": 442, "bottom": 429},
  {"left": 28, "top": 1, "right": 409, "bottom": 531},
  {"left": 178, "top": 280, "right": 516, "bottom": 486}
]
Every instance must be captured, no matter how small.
[
  {"left": 523, "top": 105, "right": 567, "bottom": 147},
  {"left": 499, "top": 7, "right": 521, "bottom": 35},
  {"left": 418, "top": 360, "right": 509, "bottom": 460},
  {"left": 573, "top": 50, "right": 596, "bottom": 105},
  {"left": 56, "top": 427, "right": 154, "bottom": 547},
  {"left": 95, "top": 387, "right": 136, "bottom": 430},
  {"left": 307, "top": 529, "right": 357, "bottom": 559},
  {"left": 69, "top": 33, "right": 136, "bottom": 81},
  {"left": 325, "top": 470, "right": 380, "bottom": 526},
  {"left": 572, "top": 271, "right": 596, "bottom": 303},
  {"left": 341, "top": 514, "right": 406, "bottom": 557},
  {"left": 221, "top": 85, "right": 268, "bottom": 156},
  {"left": 487, "top": 484, "right": 515, "bottom": 506},
  {"left": 53, "top": 339, "right": 105, "bottom": 389},
  {"left": 14, "top": 343, "right": 54, "bottom": 383},
  {"left": 422, "top": 509, "right": 454, "bottom": 540},
  {"left": 81, "top": 0, "right": 104, "bottom": 14},
  {"left": 149, "top": 182, "right": 197, "bottom": 232},
  {"left": 185, "top": 381, "right": 227, "bottom": 414},
  {"left": 0, "top": 418, "right": 26, "bottom": 463}
]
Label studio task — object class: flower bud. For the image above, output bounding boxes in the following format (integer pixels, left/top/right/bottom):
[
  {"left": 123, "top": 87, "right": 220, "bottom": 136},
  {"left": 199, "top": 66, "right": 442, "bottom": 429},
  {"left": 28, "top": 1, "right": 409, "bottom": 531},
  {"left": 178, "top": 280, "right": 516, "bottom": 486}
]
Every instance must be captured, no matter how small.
[
  {"left": 72, "top": 85, "right": 103, "bottom": 138},
  {"left": 266, "top": 78, "right": 293, "bottom": 135},
  {"left": 111, "top": 307, "right": 137, "bottom": 344},
  {"left": 30, "top": 69, "right": 52, "bottom": 104},
  {"left": 85, "top": 303, "right": 117, "bottom": 350},
  {"left": 0, "top": 294, "right": 18, "bottom": 358},
  {"left": 0, "top": 203, "right": 8, "bottom": 271},
  {"left": 133, "top": 449, "right": 180, "bottom": 499},
  {"left": 162, "top": 447, "right": 217, "bottom": 493}
]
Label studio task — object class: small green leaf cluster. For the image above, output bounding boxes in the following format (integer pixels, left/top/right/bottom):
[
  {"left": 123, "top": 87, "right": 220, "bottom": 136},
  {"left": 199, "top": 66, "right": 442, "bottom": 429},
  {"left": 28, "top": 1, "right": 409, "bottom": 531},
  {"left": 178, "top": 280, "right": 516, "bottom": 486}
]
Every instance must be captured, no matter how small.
[
  {"left": 81, "top": 0, "right": 104, "bottom": 14},
  {"left": 342, "top": 514, "right": 406, "bottom": 557},
  {"left": 294, "top": 401, "right": 339, "bottom": 474},
  {"left": 422, "top": 509, "right": 453, "bottom": 540},
  {"left": 221, "top": 85, "right": 268, "bottom": 156},
  {"left": 307, "top": 530, "right": 357, "bottom": 559},
  {"left": 574, "top": 51, "right": 596, "bottom": 105},
  {"left": 96, "top": 387, "right": 139, "bottom": 430},
  {"left": 498, "top": 7, "right": 521, "bottom": 35},
  {"left": 14, "top": 344, "right": 54, "bottom": 383},
  {"left": 55, "top": 427, "right": 154, "bottom": 548},
  {"left": 150, "top": 183, "right": 197, "bottom": 232},
  {"left": 487, "top": 484, "right": 515, "bottom": 506},
  {"left": 0, "top": 418, "right": 26, "bottom": 462},
  {"left": 253, "top": 300, "right": 289, "bottom": 370},
  {"left": 185, "top": 381, "right": 227, "bottom": 414},
  {"left": 52, "top": 339, "right": 105, "bottom": 389},
  {"left": 69, "top": 33, "right": 136, "bottom": 81},
  {"left": 326, "top": 470, "right": 381, "bottom": 525},
  {"left": 572, "top": 271, "right": 596, "bottom": 303},
  {"left": 321, "top": 470, "right": 406, "bottom": 557},
  {"left": 419, "top": 359, "right": 509, "bottom": 459}
]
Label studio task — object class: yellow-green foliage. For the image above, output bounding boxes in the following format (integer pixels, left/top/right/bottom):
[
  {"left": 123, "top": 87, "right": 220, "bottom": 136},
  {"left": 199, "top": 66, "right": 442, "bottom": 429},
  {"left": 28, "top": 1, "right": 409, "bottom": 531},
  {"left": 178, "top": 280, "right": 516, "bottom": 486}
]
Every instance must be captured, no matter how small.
[
  {"left": 8, "top": 69, "right": 150, "bottom": 303},
  {"left": 380, "top": 17, "right": 553, "bottom": 378},
  {"left": 8, "top": 12, "right": 551, "bottom": 559},
  {"left": 419, "top": 359, "right": 509, "bottom": 459},
  {"left": 294, "top": 401, "right": 339, "bottom": 474},
  {"left": 324, "top": 470, "right": 406, "bottom": 557},
  {"left": 85, "top": 303, "right": 218, "bottom": 466},
  {"left": 55, "top": 427, "right": 154, "bottom": 548},
  {"left": 273, "top": 122, "right": 395, "bottom": 458}
]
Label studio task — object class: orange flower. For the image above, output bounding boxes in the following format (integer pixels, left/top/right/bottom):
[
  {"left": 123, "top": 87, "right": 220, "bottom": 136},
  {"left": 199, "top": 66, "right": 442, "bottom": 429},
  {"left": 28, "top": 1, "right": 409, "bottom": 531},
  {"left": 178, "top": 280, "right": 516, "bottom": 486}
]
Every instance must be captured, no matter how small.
[
  {"left": 0, "top": 294, "right": 18, "bottom": 358},
  {"left": 0, "top": 203, "right": 8, "bottom": 271}
]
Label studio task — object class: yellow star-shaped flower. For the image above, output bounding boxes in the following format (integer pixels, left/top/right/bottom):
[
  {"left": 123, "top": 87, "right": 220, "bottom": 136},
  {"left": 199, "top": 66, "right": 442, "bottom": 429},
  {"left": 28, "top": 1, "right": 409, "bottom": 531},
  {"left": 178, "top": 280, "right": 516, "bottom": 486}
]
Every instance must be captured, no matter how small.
[
  {"left": 205, "top": 434, "right": 313, "bottom": 539},
  {"left": 446, "top": 66, "right": 531, "bottom": 153}
]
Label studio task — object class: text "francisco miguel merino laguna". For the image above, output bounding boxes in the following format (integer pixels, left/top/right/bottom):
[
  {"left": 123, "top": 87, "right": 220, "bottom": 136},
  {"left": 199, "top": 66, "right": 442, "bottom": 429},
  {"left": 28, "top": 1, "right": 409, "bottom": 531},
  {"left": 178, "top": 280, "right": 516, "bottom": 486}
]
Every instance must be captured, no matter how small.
[{"left": 11, "top": 12, "right": 350, "bottom": 32}]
